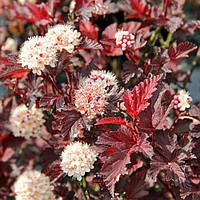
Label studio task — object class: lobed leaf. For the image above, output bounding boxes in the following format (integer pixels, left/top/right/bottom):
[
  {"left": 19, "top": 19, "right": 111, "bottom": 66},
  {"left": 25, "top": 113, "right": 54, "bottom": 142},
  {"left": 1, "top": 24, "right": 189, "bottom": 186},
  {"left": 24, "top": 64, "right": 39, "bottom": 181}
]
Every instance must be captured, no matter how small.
[
  {"left": 52, "top": 109, "right": 82, "bottom": 139},
  {"left": 118, "top": 0, "right": 150, "bottom": 19},
  {"left": 96, "top": 127, "right": 153, "bottom": 196},
  {"left": 168, "top": 42, "right": 197, "bottom": 60},
  {"left": 26, "top": 2, "right": 50, "bottom": 20},
  {"left": 150, "top": 133, "right": 193, "bottom": 189},
  {"left": 123, "top": 74, "right": 162, "bottom": 119},
  {"left": 79, "top": 21, "right": 99, "bottom": 41}
]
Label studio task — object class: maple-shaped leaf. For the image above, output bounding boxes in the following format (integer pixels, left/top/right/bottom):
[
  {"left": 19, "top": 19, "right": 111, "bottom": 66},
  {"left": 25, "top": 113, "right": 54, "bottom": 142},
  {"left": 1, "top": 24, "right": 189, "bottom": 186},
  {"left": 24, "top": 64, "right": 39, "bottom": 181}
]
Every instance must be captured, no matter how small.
[
  {"left": 130, "top": 0, "right": 150, "bottom": 18},
  {"left": 168, "top": 42, "right": 197, "bottom": 60},
  {"left": 26, "top": 2, "right": 50, "bottom": 21},
  {"left": 52, "top": 108, "right": 89, "bottom": 139},
  {"left": 136, "top": 84, "right": 173, "bottom": 133},
  {"left": 96, "top": 127, "right": 153, "bottom": 196},
  {"left": 79, "top": 21, "right": 99, "bottom": 41},
  {"left": 162, "top": 42, "right": 197, "bottom": 71},
  {"left": 123, "top": 74, "right": 162, "bottom": 120},
  {"left": 12, "top": 2, "right": 35, "bottom": 23},
  {"left": 150, "top": 132, "right": 193, "bottom": 189}
]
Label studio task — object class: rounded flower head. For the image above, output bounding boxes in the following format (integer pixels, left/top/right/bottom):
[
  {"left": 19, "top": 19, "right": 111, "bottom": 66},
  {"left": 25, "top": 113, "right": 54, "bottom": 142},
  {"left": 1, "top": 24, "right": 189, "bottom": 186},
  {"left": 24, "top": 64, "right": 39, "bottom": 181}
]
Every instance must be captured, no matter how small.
[
  {"left": 75, "top": 70, "right": 118, "bottom": 120},
  {"left": 115, "top": 30, "right": 135, "bottom": 51},
  {"left": 173, "top": 89, "right": 192, "bottom": 111},
  {"left": 13, "top": 170, "right": 54, "bottom": 200},
  {"left": 60, "top": 142, "right": 98, "bottom": 181},
  {"left": 74, "top": 82, "right": 108, "bottom": 120},
  {"left": 18, "top": 36, "right": 57, "bottom": 75},
  {"left": 46, "top": 24, "right": 81, "bottom": 53},
  {"left": 9, "top": 104, "right": 46, "bottom": 139}
]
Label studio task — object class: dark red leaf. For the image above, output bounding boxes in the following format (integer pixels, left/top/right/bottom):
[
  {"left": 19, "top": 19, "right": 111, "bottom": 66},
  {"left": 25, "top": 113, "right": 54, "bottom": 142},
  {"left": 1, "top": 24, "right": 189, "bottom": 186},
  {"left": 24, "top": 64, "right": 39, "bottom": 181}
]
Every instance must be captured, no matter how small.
[
  {"left": 164, "top": 16, "right": 183, "bottom": 33},
  {"left": 96, "top": 127, "right": 153, "bottom": 196},
  {"left": 96, "top": 128, "right": 134, "bottom": 196},
  {"left": 43, "top": 159, "right": 64, "bottom": 182},
  {"left": 124, "top": 169, "right": 149, "bottom": 199},
  {"left": 39, "top": 95, "right": 57, "bottom": 106},
  {"left": 80, "top": 37, "right": 103, "bottom": 50},
  {"left": 152, "top": 89, "right": 173, "bottom": 130},
  {"left": 133, "top": 32, "right": 147, "bottom": 52},
  {"left": 118, "top": 0, "right": 150, "bottom": 19},
  {"left": 168, "top": 42, "right": 197, "bottom": 61},
  {"left": 0, "top": 56, "right": 15, "bottom": 66},
  {"left": 172, "top": 118, "right": 192, "bottom": 136},
  {"left": 180, "top": 184, "right": 200, "bottom": 200},
  {"left": 0, "top": 134, "right": 9, "bottom": 143},
  {"left": 96, "top": 117, "right": 130, "bottom": 127},
  {"left": 26, "top": 2, "right": 50, "bottom": 20},
  {"left": 129, "top": 0, "right": 150, "bottom": 18},
  {"left": 119, "top": 21, "right": 142, "bottom": 34},
  {"left": 190, "top": 124, "right": 200, "bottom": 138},
  {"left": 150, "top": 133, "right": 193, "bottom": 189},
  {"left": 0, "top": 67, "right": 30, "bottom": 79},
  {"left": 52, "top": 109, "right": 82, "bottom": 139},
  {"left": 101, "top": 23, "right": 116, "bottom": 41},
  {"left": 80, "top": 21, "right": 99, "bottom": 41},
  {"left": 189, "top": 104, "right": 200, "bottom": 121},
  {"left": 123, "top": 74, "right": 162, "bottom": 119}
]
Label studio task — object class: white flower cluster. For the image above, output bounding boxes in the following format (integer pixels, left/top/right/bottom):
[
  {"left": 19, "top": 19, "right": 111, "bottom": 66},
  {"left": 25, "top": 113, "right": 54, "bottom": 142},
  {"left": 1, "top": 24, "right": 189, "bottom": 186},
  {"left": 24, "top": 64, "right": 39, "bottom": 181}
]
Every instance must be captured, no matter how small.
[
  {"left": 18, "top": 36, "right": 57, "bottom": 75},
  {"left": 60, "top": 142, "right": 97, "bottom": 181},
  {"left": 173, "top": 89, "right": 192, "bottom": 111},
  {"left": 18, "top": 25, "right": 81, "bottom": 75},
  {"left": 46, "top": 24, "right": 81, "bottom": 53},
  {"left": 74, "top": 70, "right": 118, "bottom": 120},
  {"left": 115, "top": 30, "right": 135, "bottom": 51},
  {"left": 13, "top": 170, "right": 54, "bottom": 200},
  {"left": 9, "top": 104, "right": 46, "bottom": 139}
]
